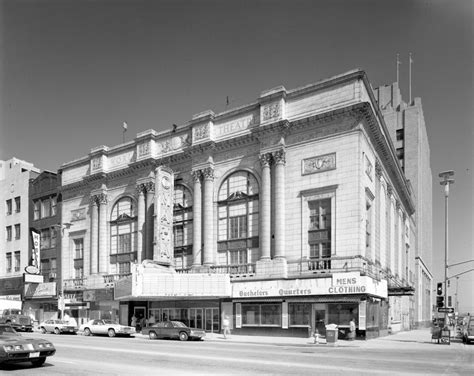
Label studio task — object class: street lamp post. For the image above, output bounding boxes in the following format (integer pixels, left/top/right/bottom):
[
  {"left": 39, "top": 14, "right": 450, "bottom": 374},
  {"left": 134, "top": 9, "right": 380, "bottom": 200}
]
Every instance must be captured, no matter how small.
[{"left": 439, "top": 170, "right": 454, "bottom": 328}]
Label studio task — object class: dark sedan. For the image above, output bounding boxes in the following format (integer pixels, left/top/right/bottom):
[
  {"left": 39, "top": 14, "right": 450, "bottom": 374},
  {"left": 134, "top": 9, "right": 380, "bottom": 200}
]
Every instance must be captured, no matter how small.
[
  {"left": 142, "top": 321, "right": 206, "bottom": 341},
  {"left": 0, "top": 324, "right": 55, "bottom": 367}
]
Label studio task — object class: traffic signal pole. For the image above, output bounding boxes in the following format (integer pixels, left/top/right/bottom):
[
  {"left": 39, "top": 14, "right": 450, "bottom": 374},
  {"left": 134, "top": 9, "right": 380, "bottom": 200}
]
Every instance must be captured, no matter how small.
[{"left": 439, "top": 171, "right": 454, "bottom": 331}]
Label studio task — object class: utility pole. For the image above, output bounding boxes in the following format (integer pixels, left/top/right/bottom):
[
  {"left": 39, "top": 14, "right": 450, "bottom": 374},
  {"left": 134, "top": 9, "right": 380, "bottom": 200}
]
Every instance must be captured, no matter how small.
[{"left": 439, "top": 170, "right": 454, "bottom": 329}]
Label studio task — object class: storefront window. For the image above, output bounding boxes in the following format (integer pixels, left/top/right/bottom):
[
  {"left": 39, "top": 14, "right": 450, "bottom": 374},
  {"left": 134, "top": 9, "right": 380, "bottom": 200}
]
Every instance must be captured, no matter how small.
[
  {"left": 289, "top": 303, "right": 311, "bottom": 326},
  {"left": 242, "top": 304, "right": 281, "bottom": 326},
  {"left": 327, "top": 303, "right": 358, "bottom": 327}
]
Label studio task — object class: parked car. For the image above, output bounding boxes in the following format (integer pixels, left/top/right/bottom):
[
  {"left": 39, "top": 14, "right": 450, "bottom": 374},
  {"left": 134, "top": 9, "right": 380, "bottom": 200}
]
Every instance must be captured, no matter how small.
[
  {"left": 79, "top": 319, "right": 135, "bottom": 337},
  {"left": 462, "top": 315, "right": 474, "bottom": 344},
  {"left": 0, "top": 324, "right": 55, "bottom": 367},
  {"left": 39, "top": 319, "right": 77, "bottom": 335},
  {"left": 142, "top": 321, "right": 206, "bottom": 341}
]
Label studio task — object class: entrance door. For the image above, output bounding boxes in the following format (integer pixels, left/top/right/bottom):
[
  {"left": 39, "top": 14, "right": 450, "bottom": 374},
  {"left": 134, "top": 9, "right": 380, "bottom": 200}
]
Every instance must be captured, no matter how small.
[
  {"left": 205, "top": 308, "right": 219, "bottom": 332},
  {"left": 314, "top": 309, "right": 326, "bottom": 337}
]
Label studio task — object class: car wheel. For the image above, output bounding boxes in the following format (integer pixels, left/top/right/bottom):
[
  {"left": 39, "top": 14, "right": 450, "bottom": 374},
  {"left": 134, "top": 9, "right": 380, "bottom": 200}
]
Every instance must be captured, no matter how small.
[
  {"left": 31, "top": 357, "right": 46, "bottom": 367},
  {"left": 84, "top": 328, "right": 91, "bottom": 336},
  {"left": 54, "top": 328, "right": 60, "bottom": 335},
  {"left": 41, "top": 327, "right": 47, "bottom": 334},
  {"left": 149, "top": 331, "right": 157, "bottom": 340},
  {"left": 179, "top": 331, "right": 189, "bottom": 341},
  {"left": 108, "top": 329, "right": 116, "bottom": 337}
]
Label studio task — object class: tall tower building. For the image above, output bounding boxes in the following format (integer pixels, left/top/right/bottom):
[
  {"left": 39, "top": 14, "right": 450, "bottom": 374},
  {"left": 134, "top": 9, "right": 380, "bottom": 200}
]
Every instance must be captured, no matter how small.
[{"left": 373, "top": 83, "right": 433, "bottom": 327}]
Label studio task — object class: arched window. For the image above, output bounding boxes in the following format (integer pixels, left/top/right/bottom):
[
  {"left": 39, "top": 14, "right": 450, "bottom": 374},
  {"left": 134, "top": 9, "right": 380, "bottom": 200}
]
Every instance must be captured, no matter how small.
[
  {"left": 110, "top": 197, "right": 137, "bottom": 275},
  {"left": 218, "top": 171, "right": 259, "bottom": 266},
  {"left": 173, "top": 185, "right": 193, "bottom": 269}
]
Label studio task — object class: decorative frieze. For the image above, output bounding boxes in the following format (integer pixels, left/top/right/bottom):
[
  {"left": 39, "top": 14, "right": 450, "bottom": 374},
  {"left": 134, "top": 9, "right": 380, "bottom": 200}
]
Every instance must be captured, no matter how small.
[
  {"left": 302, "top": 153, "right": 336, "bottom": 175},
  {"left": 365, "top": 155, "right": 373, "bottom": 181},
  {"left": 193, "top": 123, "right": 210, "bottom": 141},
  {"left": 154, "top": 167, "right": 174, "bottom": 265},
  {"left": 375, "top": 160, "right": 383, "bottom": 179},
  {"left": 262, "top": 102, "right": 281, "bottom": 122},
  {"left": 138, "top": 142, "right": 151, "bottom": 158},
  {"left": 91, "top": 157, "right": 102, "bottom": 171},
  {"left": 70, "top": 208, "right": 86, "bottom": 222}
]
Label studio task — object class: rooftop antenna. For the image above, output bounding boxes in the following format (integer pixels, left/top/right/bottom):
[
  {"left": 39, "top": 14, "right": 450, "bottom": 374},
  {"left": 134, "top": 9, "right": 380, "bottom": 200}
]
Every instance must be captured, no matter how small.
[
  {"left": 226, "top": 96, "right": 230, "bottom": 109},
  {"left": 409, "top": 53, "right": 413, "bottom": 104}
]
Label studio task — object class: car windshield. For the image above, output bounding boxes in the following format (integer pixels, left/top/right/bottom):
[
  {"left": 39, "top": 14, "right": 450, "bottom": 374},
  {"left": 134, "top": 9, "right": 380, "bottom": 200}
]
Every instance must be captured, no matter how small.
[
  {"left": 9, "top": 309, "right": 22, "bottom": 315},
  {"left": 171, "top": 321, "right": 187, "bottom": 328},
  {"left": 0, "top": 325, "right": 19, "bottom": 336}
]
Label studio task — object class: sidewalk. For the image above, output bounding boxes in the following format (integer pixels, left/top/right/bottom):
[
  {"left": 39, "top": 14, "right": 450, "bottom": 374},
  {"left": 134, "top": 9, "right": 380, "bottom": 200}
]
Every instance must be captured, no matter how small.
[{"left": 198, "top": 328, "right": 467, "bottom": 348}]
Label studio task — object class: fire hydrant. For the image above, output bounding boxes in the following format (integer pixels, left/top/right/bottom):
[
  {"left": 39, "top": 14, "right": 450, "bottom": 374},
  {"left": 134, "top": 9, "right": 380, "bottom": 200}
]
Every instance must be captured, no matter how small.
[{"left": 313, "top": 330, "right": 320, "bottom": 344}]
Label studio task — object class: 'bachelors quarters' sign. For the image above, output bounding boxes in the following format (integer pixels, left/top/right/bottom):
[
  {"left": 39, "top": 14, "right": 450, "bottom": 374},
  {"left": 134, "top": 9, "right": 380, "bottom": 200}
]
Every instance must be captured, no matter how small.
[{"left": 232, "top": 273, "right": 387, "bottom": 299}]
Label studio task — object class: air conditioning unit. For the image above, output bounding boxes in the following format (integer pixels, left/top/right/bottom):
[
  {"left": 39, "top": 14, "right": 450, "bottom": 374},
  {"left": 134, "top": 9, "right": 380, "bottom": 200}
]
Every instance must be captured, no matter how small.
[{"left": 49, "top": 272, "right": 57, "bottom": 279}]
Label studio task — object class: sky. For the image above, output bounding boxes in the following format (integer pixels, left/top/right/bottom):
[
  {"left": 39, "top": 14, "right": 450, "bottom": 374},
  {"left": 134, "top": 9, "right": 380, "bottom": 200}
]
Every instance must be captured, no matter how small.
[{"left": 0, "top": 0, "right": 473, "bottom": 313}]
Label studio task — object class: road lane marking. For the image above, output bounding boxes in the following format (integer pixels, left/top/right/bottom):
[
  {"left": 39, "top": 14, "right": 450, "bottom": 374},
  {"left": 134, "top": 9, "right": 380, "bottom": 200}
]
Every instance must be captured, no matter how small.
[{"left": 54, "top": 343, "right": 433, "bottom": 374}]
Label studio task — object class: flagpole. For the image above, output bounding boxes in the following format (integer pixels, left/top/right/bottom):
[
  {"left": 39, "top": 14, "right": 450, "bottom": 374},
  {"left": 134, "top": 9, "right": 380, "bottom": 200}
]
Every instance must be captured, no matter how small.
[
  {"left": 396, "top": 53, "right": 400, "bottom": 86},
  {"left": 409, "top": 53, "right": 412, "bottom": 104},
  {"left": 123, "top": 121, "right": 128, "bottom": 143}
]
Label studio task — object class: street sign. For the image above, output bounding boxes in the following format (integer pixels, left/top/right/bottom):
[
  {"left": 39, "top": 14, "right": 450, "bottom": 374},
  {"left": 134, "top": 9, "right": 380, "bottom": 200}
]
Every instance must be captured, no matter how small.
[{"left": 437, "top": 307, "right": 454, "bottom": 313}]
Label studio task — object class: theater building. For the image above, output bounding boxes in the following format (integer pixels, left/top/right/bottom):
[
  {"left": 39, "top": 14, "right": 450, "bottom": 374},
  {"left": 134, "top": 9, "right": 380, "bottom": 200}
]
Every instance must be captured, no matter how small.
[{"left": 59, "top": 69, "right": 416, "bottom": 338}]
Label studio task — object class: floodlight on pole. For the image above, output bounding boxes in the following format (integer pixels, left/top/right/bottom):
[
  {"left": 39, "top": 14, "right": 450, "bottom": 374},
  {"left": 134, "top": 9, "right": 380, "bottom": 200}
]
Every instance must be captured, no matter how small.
[{"left": 438, "top": 170, "right": 454, "bottom": 330}]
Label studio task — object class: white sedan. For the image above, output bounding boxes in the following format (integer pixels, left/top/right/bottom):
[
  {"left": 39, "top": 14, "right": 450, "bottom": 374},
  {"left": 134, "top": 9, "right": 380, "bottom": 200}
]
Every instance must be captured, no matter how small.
[
  {"left": 39, "top": 319, "right": 77, "bottom": 334},
  {"left": 79, "top": 319, "right": 136, "bottom": 337}
]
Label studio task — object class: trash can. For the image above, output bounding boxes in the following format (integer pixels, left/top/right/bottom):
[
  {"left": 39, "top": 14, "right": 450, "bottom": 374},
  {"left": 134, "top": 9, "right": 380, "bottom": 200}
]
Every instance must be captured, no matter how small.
[{"left": 325, "top": 324, "right": 338, "bottom": 345}]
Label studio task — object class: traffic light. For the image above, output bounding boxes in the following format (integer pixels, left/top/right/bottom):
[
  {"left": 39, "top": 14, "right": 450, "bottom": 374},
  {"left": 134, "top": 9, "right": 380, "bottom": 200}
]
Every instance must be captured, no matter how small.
[
  {"left": 437, "top": 282, "right": 443, "bottom": 296},
  {"left": 436, "top": 296, "right": 444, "bottom": 308}
]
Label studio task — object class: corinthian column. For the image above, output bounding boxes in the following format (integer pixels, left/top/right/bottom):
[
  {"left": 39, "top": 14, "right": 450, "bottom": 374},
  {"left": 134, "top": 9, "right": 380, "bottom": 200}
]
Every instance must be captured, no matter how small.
[
  {"left": 136, "top": 184, "right": 146, "bottom": 264},
  {"left": 90, "top": 196, "right": 99, "bottom": 274},
  {"left": 192, "top": 170, "right": 202, "bottom": 266},
  {"left": 202, "top": 167, "right": 214, "bottom": 266},
  {"left": 273, "top": 149, "right": 286, "bottom": 259},
  {"left": 98, "top": 193, "right": 108, "bottom": 273},
  {"left": 259, "top": 153, "right": 272, "bottom": 260},
  {"left": 145, "top": 182, "right": 155, "bottom": 261}
]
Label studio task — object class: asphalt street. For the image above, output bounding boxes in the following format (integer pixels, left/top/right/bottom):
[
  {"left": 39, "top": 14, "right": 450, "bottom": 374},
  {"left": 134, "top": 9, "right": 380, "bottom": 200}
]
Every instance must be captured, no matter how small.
[{"left": 1, "top": 329, "right": 472, "bottom": 375}]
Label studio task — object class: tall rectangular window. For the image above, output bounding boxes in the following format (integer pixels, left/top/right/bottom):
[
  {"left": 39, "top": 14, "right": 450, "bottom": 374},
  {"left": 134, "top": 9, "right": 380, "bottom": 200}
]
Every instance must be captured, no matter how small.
[
  {"left": 366, "top": 200, "right": 373, "bottom": 253},
  {"left": 41, "top": 198, "right": 51, "bottom": 218},
  {"left": 74, "top": 267, "right": 83, "bottom": 279},
  {"left": 14, "top": 197, "right": 20, "bottom": 213},
  {"left": 14, "top": 224, "right": 20, "bottom": 239},
  {"left": 6, "top": 199, "right": 12, "bottom": 215},
  {"left": 6, "top": 226, "right": 12, "bottom": 241},
  {"left": 14, "top": 251, "right": 20, "bottom": 272},
  {"left": 118, "top": 262, "right": 131, "bottom": 275},
  {"left": 308, "top": 199, "right": 331, "bottom": 258},
  {"left": 396, "top": 129, "right": 404, "bottom": 141},
  {"left": 74, "top": 238, "right": 84, "bottom": 259},
  {"left": 6, "top": 253, "right": 12, "bottom": 272},
  {"left": 51, "top": 196, "right": 57, "bottom": 216},
  {"left": 289, "top": 303, "right": 311, "bottom": 326},
  {"left": 41, "top": 228, "right": 51, "bottom": 249},
  {"left": 33, "top": 200, "right": 40, "bottom": 220},
  {"left": 51, "top": 228, "right": 57, "bottom": 248},
  {"left": 50, "top": 258, "right": 57, "bottom": 273}
]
